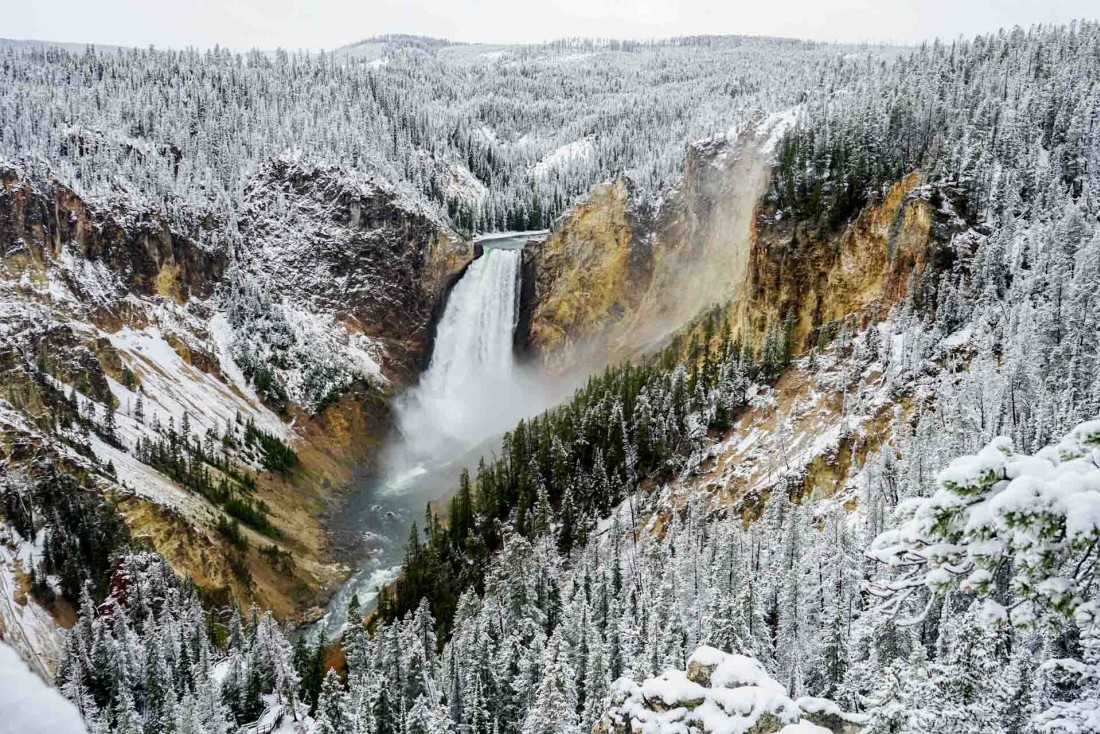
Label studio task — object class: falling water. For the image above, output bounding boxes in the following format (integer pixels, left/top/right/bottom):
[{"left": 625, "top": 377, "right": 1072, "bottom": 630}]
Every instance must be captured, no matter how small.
[{"left": 319, "top": 239, "right": 541, "bottom": 633}]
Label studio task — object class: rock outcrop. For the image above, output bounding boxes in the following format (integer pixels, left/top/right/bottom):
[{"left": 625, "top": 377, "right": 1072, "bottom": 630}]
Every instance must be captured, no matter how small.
[
  {"left": 517, "top": 177, "right": 652, "bottom": 369},
  {"left": 726, "top": 171, "right": 968, "bottom": 356},
  {"left": 0, "top": 162, "right": 226, "bottom": 320},
  {"left": 595, "top": 646, "right": 865, "bottom": 734},
  {"left": 0, "top": 163, "right": 227, "bottom": 422}
]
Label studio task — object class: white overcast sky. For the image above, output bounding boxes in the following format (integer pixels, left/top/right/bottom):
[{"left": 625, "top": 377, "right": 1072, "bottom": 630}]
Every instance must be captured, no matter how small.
[{"left": 6, "top": 0, "right": 1098, "bottom": 50}]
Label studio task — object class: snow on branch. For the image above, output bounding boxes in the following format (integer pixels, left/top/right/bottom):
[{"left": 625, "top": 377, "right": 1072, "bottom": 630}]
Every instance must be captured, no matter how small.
[{"left": 867, "top": 420, "right": 1100, "bottom": 628}]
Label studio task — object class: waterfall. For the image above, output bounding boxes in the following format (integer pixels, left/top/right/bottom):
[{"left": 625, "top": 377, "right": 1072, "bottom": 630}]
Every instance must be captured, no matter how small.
[
  {"left": 396, "top": 246, "right": 523, "bottom": 457},
  {"left": 320, "top": 236, "right": 569, "bottom": 631}
]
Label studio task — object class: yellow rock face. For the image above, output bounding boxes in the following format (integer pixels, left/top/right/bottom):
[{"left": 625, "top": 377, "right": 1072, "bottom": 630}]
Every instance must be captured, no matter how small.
[
  {"left": 154, "top": 261, "right": 183, "bottom": 302},
  {"left": 524, "top": 127, "right": 776, "bottom": 373},
  {"left": 526, "top": 179, "right": 643, "bottom": 373},
  {"left": 729, "top": 171, "right": 934, "bottom": 357},
  {"left": 525, "top": 156, "right": 937, "bottom": 373}
]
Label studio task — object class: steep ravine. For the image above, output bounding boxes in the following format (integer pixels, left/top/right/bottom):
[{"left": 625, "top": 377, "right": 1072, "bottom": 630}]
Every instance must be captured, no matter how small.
[
  {"left": 322, "top": 239, "right": 535, "bottom": 631},
  {"left": 0, "top": 158, "right": 476, "bottom": 636},
  {"left": 508, "top": 144, "right": 970, "bottom": 580},
  {"left": 0, "top": 117, "right": 960, "bottom": 656}
]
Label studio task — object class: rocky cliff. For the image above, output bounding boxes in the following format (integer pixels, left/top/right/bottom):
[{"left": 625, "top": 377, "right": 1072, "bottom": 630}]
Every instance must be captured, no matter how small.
[
  {"left": 238, "top": 158, "right": 476, "bottom": 381},
  {"left": 0, "top": 163, "right": 227, "bottom": 318},
  {"left": 520, "top": 116, "right": 970, "bottom": 374},
  {"left": 0, "top": 162, "right": 230, "bottom": 424},
  {"left": 517, "top": 177, "right": 652, "bottom": 369},
  {"left": 0, "top": 156, "right": 474, "bottom": 651},
  {"left": 521, "top": 113, "right": 786, "bottom": 372},
  {"left": 726, "top": 171, "right": 968, "bottom": 356}
]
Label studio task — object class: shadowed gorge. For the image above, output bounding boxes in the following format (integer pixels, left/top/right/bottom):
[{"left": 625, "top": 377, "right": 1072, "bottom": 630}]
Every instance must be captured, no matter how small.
[{"left": 322, "top": 234, "right": 574, "bottom": 631}]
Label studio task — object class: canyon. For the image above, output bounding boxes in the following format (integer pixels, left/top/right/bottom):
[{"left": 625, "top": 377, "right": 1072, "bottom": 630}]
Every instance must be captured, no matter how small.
[{"left": 0, "top": 109, "right": 962, "bottom": 646}]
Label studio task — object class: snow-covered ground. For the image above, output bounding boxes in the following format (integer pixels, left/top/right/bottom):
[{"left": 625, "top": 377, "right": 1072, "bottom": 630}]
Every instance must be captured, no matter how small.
[
  {"left": 752, "top": 107, "right": 801, "bottom": 156},
  {"left": 84, "top": 433, "right": 207, "bottom": 517},
  {"left": 473, "top": 229, "right": 550, "bottom": 243},
  {"left": 676, "top": 332, "right": 900, "bottom": 511},
  {"left": 532, "top": 138, "right": 594, "bottom": 178},
  {"left": 0, "top": 642, "right": 86, "bottom": 734},
  {"left": 106, "top": 323, "right": 291, "bottom": 441}
]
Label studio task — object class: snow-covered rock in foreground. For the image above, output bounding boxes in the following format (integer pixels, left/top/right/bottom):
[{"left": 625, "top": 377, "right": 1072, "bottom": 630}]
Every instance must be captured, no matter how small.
[
  {"left": 0, "top": 642, "right": 86, "bottom": 734},
  {"left": 868, "top": 420, "right": 1100, "bottom": 626},
  {"left": 595, "top": 646, "right": 864, "bottom": 734}
]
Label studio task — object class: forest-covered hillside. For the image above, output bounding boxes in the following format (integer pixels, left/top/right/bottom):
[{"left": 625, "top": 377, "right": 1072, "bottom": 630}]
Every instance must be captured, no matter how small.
[
  {"left": 0, "top": 35, "right": 885, "bottom": 234},
  {"left": 2, "top": 20, "right": 1100, "bottom": 734}
]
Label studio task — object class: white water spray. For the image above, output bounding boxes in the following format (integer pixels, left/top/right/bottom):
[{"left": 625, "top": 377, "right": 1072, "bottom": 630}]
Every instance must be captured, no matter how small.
[
  {"left": 323, "top": 237, "right": 573, "bottom": 631},
  {"left": 396, "top": 246, "right": 524, "bottom": 460}
]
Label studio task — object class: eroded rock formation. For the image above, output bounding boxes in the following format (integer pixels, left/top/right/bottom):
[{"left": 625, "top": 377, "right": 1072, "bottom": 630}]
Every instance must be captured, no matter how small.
[{"left": 520, "top": 123, "right": 966, "bottom": 373}]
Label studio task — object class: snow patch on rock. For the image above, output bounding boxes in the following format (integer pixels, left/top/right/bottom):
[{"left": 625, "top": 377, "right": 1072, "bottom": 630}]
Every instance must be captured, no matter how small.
[{"left": 596, "top": 646, "right": 853, "bottom": 734}]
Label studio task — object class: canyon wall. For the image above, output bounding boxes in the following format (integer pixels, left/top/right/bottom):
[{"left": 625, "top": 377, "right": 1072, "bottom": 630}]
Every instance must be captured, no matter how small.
[
  {"left": 521, "top": 127, "right": 962, "bottom": 371},
  {"left": 0, "top": 158, "right": 474, "bottom": 625}
]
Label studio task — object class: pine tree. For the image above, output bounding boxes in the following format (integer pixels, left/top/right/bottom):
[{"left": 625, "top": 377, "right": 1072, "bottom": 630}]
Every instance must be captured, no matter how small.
[
  {"left": 532, "top": 483, "right": 553, "bottom": 539},
  {"left": 104, "top": 401, "right": 117, "bottom": 440},
  {"left": 143, "top": 627, "right": 175, "bottom": 734},
  {"left": 315, "top": 669, "right": 352, "bottom": 734},
  {"left": 60, "top": 664, "right": 99, "bottom": 724},
  {"left": 521, "top": 631, "right": 580, "bottom": 734},
  {"left": 112, "top": 688, "right": 143, "bottom": 734}
]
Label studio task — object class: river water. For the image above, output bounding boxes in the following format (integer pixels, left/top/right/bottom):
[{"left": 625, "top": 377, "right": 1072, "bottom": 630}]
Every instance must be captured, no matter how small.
[{"left": 319, "top": 232, "right": 548, "bottom": 633}]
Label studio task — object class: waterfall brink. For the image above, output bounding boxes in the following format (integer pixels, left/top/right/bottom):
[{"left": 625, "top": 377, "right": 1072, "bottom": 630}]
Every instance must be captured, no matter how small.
[
  {"left": 396, "top": 247, "right": 523, "bottom": 458},
  {"left": 419, "top": 247, "right": 520, "bottom": 401}
]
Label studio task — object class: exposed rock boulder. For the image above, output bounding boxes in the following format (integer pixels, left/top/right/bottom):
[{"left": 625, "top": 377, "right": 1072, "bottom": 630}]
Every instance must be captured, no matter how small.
[
  {"left": 795, "top": 698, "right": 868, "bottom": 734},
  {"left": 595, "top": 646, "right": 864, "bottom": 734}
]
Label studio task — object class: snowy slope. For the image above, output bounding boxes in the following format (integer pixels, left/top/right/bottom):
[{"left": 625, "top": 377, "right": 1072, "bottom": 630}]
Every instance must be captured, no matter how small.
[
  {"left": 532, "top": 139, "right": 594, "bottom": 178},
  {"left": 0, "top": 526, "right": 64, "bottom": 678},
  {"left": 0, "top": 642, "right": 86, "bottom": 734}
]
